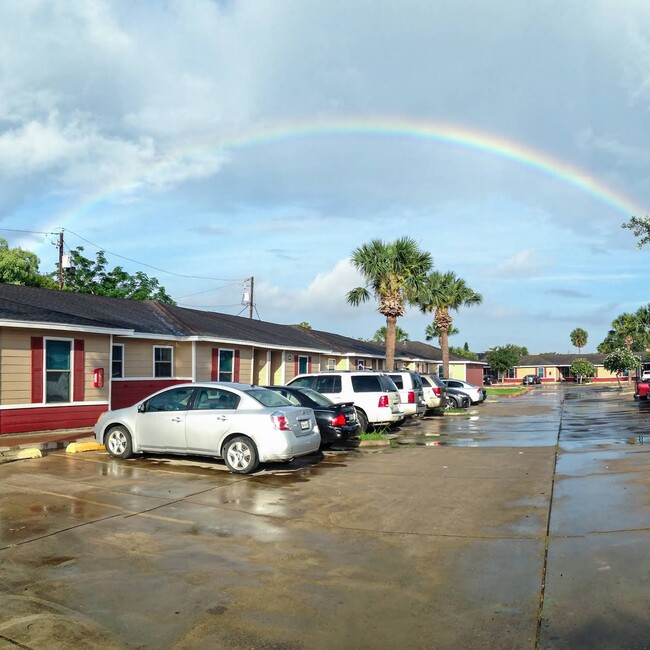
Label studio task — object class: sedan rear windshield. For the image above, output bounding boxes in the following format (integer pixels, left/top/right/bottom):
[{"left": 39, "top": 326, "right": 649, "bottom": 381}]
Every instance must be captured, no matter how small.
[{"left": 246, "top": 388, "right": 293, "bottom": 408}]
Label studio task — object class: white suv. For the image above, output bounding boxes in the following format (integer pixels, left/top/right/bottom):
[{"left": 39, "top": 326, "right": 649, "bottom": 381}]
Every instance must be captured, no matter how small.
[
  {"left": 287, "top": 371, "right": 403, "bottom": 432},
  {"left": 387, "top": 371, "right": 427, "bottom": 419}
]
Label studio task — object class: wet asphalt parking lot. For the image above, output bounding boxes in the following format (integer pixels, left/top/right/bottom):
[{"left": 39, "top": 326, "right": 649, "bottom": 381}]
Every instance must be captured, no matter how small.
[{"left": 2, "top": 384, "right": 650, "bottom": 649}]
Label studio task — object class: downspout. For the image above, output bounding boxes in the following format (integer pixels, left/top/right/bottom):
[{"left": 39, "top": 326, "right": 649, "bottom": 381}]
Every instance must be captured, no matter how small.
[
  {"left": 108, "top": 334, "right": 113, "bottom": 409},
  {"left": 191, "top": 340, "right": 196, "bottom": 382}
]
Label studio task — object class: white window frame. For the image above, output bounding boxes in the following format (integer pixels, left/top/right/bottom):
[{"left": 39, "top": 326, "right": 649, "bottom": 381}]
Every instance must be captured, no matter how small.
[
  {"left": 218, "top": 348, "right": 235, "bottom": 382},
  {"left": 44, "top": 337, "right": 73, "bottom": 404},
  {"left": 153, "top": 345, "right": 174, "bottom": 378},
  {"left": 112, "top": 343, "right": 125, "bottom": 379},
  {"left": 298, "top": 355, "right": 309, "bottom": 374},
  {"left": 327, "top": 358, "right": 336, "bottom": 371}
]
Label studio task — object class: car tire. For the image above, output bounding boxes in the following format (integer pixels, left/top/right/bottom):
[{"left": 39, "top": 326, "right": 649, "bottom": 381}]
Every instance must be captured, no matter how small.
[
  {"left": 105, "top": 426, "right": 133, "bottom": 459},
  {"left": 445, "top": 396, "right": 459, "bottom": 409},
  {"left": 223, "top": 436, "right": 259, "bottom": 474},
  {"left": 355, "top": 409, "right": 369, "bottom": 434}
]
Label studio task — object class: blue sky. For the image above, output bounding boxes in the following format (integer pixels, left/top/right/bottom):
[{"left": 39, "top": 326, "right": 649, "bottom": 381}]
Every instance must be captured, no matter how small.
[{"left": 2, "top": 0, "right": 650, "bottom": 353}]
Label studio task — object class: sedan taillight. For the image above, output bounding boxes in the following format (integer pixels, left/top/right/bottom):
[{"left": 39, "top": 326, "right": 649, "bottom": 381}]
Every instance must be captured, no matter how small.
[
  {"left": 331, "top": 414, "right": 346, "bottom": 427},
  {"left": 378, "top": 395, "right": 389, "bottom": 408},
  {"left": 271, "top": 413, "right": 291, "bottom": 431}
]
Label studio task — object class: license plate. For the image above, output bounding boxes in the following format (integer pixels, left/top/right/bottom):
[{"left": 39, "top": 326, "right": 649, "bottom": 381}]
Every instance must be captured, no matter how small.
[{"left": 300, "top": 419, "right": 310, "bottom": 430}]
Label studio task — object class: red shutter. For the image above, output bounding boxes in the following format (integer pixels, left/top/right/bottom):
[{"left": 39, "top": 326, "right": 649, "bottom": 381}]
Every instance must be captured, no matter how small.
[
  {"left": 294, "top": 357, "right": 299, "bottom": 377},
  {"left": 31, "top": 337, "right": 44, "bottom": 403},
  {"left": 234, "top": 349, "right": 240, "bottom": 382},
  {"left": 73, "top": 339, "right": 85, "bottom": 401},
  {"left": 308, "top": 356, "right": 312, "bottom": 373},
  {"left": 211, "top": 349, "right": 218, "bottom": 381}
]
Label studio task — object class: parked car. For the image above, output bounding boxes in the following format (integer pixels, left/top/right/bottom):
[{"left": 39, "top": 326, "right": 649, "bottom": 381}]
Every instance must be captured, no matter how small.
[
  {"left": 445, "top": 387, "right": 471, "bottom": 409},
  {"left": 94, "top": 382, "right": 321, "bottom": 474},
  {"left": 264, "top": 385, "right": 359, "bottom": 446},
  {"left": 483, "top": 374, "right": 499, "bottom": 385},
  {"left": 387, "top": 370, "right": 427, "bottom": 420},
  {"left": 522, "top": 374, "right": 542, "bottom": 385},
  {"left": 287, "top": 371, "right": 403, "bottom": 432},
  {"left": 420, "top": 374, "right": 448, "bottom": 410},
  {"left": 442, "top": 379, "right": 486, "bottom": 404}
]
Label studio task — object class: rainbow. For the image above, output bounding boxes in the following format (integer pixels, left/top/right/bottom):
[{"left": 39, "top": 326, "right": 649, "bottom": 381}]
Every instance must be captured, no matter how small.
[{"left": 48, "top": 116, "right": 647, "bottom": 231}]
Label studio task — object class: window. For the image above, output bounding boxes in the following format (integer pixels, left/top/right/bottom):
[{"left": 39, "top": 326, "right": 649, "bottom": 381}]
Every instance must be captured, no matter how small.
[
  {"left": 537, "top": 367, "right": 544, "bottom": 378},
  {"left": 218, "top": 349, "right": 234, "bottom": 381},
  {"left": 298, "top": 355, "right": 309, "bottom": 374},
  {"left": 315, "top": 375, "right": 342, "bottom": 393},
  {"left": 357, "top": 359, "right": 365, "bottom": 370},
  {"left": 145, "top": 386, "right": 193, "bottom": 412},
  {"left": 327, "top": 358, "right": 336, "bottom": 371},
  {"left": 438, "top": 365, "right": 444, "bottom": 377},
  {"left": 46, "top": 339, "right": 71, "bottom": 403},
  {"left": 351, "top": 375, "right": 382, "bottom": 392},
  {"left": 508, "top": 368, "right": 516, "bottom": 379},
  {"left": 112, "top": 344, "right": 124, "bottom": 378},
  {"left": 194, "top": 387, "right": 241, "bottom": 410},
  {"left": 154, "top": 346, "right": 173, "bottom": 378}
]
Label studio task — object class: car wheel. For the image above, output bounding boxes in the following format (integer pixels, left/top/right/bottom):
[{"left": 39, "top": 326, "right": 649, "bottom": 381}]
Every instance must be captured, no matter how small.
[
  {"left": 105, "top": 426, "right": 133, "bottom": 459},
  {"left": 356, "top": 409, "right": 369, "bottom": 434},
  {"left": 223, "top": 436, "right": 259, "bottom": 474},
  {"left": 445, "top": 396, "right": 459, "bottom": 409}
]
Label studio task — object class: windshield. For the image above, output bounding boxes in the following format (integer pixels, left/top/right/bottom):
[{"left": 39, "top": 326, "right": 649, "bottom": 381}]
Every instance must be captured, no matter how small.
[
  {"left": 246, "top": 388, "right": 294, "bottom": 408},
  {"left": 297, "top": 387, "right": 334, "bottom": 407}
]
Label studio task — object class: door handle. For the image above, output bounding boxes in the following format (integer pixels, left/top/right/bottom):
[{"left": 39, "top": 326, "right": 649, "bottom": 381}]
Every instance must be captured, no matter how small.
[
  {"left": 215, "top": 415, "right": 228, "bottom": 421},
  {"left": 171, "top": 417, "right": 182, "bottom": 422}
]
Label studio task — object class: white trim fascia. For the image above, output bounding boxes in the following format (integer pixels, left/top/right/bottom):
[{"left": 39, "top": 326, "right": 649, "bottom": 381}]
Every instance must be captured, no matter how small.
[
  {"left": 0, "top": 401, "right": 109, "bottom": 410},
  {"left": 0, "top": 320, "right": 133, "bottom": 335},
  {"left": 188, "top": 335, "right": 333, "bottom": 355},
  {"left": 109, "top": 376, "right": 194, "bottom": 382}
]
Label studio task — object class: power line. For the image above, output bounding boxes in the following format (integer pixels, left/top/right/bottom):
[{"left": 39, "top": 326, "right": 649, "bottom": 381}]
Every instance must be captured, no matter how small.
[
  {"left": 0, "top": 228, "right": 55, "bottom": 236},
  {"left": 176, "top": 282, "right": 243, "bottom": 299},
  {"left": 59, "top": 227, "right": 244, "bottom": 282}
]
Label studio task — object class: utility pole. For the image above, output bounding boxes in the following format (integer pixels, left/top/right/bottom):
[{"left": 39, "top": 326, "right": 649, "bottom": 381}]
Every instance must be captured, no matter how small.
[
  {"left": 249, "top": 276, "right": 254, "bottom": 319},
  {"left": 57, "top": 231, "right": 64, "bottom": 289}
]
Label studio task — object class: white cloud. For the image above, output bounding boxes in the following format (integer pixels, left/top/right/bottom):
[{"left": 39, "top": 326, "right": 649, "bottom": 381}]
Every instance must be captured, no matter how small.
[{"left": 492, "top": 250, "right": 549, "bottom": 278}]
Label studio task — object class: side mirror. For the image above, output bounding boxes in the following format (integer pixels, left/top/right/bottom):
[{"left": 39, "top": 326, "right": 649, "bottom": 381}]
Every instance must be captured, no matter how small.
[{"left": 138, "top": 403, "right": 146, "bottom": 413}]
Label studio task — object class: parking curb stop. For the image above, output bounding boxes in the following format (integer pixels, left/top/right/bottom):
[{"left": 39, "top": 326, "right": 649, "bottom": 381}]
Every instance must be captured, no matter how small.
[{"left": 66, "top": 441, "right": 105, "bottom": 454}]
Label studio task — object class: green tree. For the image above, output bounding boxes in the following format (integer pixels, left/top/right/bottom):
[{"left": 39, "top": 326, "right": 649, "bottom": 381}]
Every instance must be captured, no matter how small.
[
  {"left": 297, "top": 322, "right": 312, "bottom": 329},
  {"left": 0, "top": 238, "right": 56, "bottom": 288},
  {"left": 570, "top": 327, "right": 588, "bottom": 354},
  {"left": 603, "top": 347, "right": 641, "bottom": 387},
  {"left": 449, "top": 346, "right": 478, "bottom": 360},
  {"left": 424, "top": 321, "right": 459, "bottom": 347},
  {"left": 485, "top": 344, "right": 527, "bottom": 378},
  {"left": 373, "top": 325, "right": 410, "bottom": 343},
  {"left": 622, "top": 215, "right": 650, "bottom": 248},
  {"left": 347, "top": 237, "right": 432, "bottom": 371},
  {"left": 597, "top": 312, "right": 647, "bottom": 353},
  {"left": 63, "top": 247, "right": 175, "bottom": 303},
  {"left": 416, "top": 271, "right": 483, "bottom": 378},
  {"left": 570, "top": 358, "right": 596, "bottom": 383}
]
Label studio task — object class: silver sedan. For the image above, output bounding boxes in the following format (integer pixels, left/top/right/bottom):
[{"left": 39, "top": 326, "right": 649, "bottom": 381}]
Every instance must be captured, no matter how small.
[{"left": 94, "top": 382, "right": 321, "bottom": 474}]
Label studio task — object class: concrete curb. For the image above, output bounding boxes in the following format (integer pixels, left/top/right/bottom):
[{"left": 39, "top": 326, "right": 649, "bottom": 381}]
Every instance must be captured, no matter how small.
[
  {"left": 66, "top": 441, "right": 105, "bottom": 454},
  {"left": 0, "top": 448, "right": 43, "bottom": 464}
]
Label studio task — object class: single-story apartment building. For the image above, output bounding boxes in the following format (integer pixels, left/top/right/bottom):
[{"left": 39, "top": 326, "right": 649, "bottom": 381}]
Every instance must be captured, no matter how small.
[{"left": 1, "top": 283, "right": 471, "bottom": 435}]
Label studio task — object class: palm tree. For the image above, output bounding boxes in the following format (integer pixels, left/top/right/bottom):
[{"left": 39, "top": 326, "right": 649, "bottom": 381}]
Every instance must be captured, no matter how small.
[
  {"left": 425, "top": 322, "right": 459, "bottom": 347},
  {"left": 570, "top": 327, "right": 588, "bottom": 354},
  {"left": 416, "top": 271, "right": 483, "bottom": 378},
  {"left": 373, "top": 325, "right": 410, "bottom": 343},
  {"left": 347, "top": 237, "right": 432, "bottom": 371}
]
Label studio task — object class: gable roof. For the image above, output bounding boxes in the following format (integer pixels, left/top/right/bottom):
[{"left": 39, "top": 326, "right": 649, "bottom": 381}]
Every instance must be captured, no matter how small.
[{"left": 518, "top": 353, "right": 607, "bottom": 367}]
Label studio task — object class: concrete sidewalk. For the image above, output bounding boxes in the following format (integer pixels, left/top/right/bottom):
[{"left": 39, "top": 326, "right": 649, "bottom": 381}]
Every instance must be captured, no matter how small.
[{"left": 0, "top": 428, "right": 98, "bottom": 462}]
